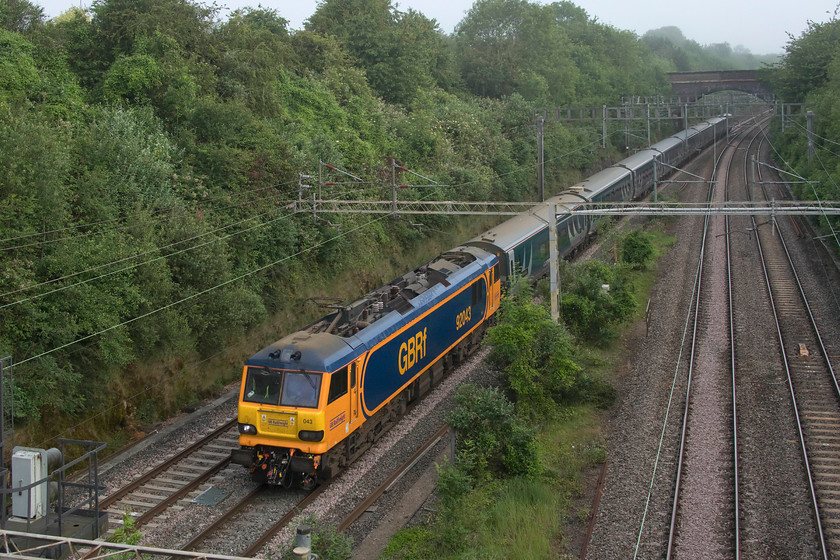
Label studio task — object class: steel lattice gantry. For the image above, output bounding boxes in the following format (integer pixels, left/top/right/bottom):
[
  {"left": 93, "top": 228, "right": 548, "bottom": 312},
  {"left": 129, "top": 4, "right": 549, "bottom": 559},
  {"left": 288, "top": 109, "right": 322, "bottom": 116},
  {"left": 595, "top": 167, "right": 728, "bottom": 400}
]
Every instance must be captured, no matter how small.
[{"left": 289, "top": 199, "right": 840, "bottom": 217}]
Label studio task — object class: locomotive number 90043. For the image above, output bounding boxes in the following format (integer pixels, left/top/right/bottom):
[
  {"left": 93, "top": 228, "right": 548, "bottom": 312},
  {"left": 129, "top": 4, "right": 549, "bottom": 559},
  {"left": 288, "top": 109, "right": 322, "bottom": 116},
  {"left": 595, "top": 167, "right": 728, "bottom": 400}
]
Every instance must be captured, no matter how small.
[{"left": 456, "top": 307, "right": 471, "bottom": 330}]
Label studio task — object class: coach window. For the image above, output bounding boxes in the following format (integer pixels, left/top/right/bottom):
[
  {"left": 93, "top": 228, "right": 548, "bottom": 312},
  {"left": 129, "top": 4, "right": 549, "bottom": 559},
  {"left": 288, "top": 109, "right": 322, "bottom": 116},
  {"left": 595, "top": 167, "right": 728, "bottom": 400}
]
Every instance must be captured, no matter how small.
[{"left": 328, "top": 367, "right": 349, "bottom": 404}]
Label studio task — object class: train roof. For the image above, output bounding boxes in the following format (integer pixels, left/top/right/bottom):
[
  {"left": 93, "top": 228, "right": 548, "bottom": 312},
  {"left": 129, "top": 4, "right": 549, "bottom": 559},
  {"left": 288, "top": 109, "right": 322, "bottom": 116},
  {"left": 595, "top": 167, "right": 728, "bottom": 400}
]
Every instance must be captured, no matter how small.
[
  {"left": 618, "top": 149, "right": 660, "bottom": 171},
  {"left": 672, "top": 127, "right": 699, "bottom": 143},
  {"left": 468, "top": 188, "right": 593, "bottom": 253},
  {"left": 650, "top": 136, "right": 682, "bottom": 154},
  {"left": 546, "top": 190, "right": 593, "bottom": 208},
  {"left": 468, "top": 210, "right": 549, "bottom": 254},
  {"left": 690, "top": 121, "right": 712, "bottom": 134},
  {"left": 247, "top": 332, "right": 355, "bottom": 374},
  {"left": 569, "top": 165, "right": 631, "bottom": 198},
  {"left": 246, "top": 245, "right": 495, "bottom": 373}
]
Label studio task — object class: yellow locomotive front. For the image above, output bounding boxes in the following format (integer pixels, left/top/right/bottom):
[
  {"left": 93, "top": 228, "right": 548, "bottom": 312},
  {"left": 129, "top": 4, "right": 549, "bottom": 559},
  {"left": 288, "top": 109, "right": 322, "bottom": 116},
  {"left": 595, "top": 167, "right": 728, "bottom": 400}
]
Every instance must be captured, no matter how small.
[
  {"left": 231, "top": 331, "right": 362, "bottom": 488},
  {"left": 232, "top": 365, "right": 326, "bottom": 488}
]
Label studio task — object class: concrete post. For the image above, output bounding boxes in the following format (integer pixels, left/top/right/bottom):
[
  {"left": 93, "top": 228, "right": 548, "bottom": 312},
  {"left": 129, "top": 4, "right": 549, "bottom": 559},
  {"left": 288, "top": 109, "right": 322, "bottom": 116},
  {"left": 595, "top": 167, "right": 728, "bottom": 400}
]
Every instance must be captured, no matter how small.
[
  {"left": 548, "top": 202, "right": 559, "bottom": 323},
  {"left": 537, "top": 117, "right": 545, "bottom": 201},
  {"left": 653, "top": 157, "right": 659, "bottom": 203},
  {"left": 602, "top": 105, "right": 607, "bottom": 148}
]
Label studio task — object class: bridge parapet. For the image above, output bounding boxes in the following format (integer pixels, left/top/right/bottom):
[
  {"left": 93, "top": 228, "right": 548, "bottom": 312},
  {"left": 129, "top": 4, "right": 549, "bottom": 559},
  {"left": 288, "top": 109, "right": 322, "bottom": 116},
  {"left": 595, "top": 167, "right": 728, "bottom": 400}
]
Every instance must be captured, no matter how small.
[{"left": 667, "top": 70, "right": 774, "bottom": 99}]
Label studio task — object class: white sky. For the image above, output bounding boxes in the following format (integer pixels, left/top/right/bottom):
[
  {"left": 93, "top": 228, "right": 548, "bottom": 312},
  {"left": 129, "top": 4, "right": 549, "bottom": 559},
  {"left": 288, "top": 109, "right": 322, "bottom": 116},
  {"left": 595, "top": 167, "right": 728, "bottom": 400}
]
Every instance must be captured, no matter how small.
[{"left": 41, "top": 0, "right": 839, "bottom": 54}]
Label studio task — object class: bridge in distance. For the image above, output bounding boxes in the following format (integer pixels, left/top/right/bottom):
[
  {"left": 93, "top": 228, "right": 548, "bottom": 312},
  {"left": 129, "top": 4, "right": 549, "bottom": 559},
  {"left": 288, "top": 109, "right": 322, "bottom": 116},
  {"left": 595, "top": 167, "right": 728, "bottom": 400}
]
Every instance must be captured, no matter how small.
[{"left": 666, "top": 70, "right": 773, "bottom": 99}]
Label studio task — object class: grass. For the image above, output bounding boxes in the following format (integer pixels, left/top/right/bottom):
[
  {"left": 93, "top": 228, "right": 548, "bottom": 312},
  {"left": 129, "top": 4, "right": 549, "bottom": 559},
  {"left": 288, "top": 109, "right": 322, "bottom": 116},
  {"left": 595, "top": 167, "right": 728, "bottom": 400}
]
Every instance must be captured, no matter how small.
[
  {"left": 381, "top": 221, "right": 675, "bottom": 560},
  {"left": 381, "top": 407, "right": 604, "bottom": 560}
]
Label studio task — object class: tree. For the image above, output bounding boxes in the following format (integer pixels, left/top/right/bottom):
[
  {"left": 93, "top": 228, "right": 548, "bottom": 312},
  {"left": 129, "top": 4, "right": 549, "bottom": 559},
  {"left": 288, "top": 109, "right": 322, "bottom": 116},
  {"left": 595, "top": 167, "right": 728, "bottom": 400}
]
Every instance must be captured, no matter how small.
[
  {"left": 306, "top": 0, "right": 447, "bottom": 104},
  {"left": 0, "top": 29, "right": 39, "bottom": 101},
  {"left": 0, "top": 0, "right": 43, "bottom": 33},
  {"left": 772, "top": 16, "right": 840, "bottom": 101},
  {"left": 90, "top": 0, "right": 217, "bottom": 61}
]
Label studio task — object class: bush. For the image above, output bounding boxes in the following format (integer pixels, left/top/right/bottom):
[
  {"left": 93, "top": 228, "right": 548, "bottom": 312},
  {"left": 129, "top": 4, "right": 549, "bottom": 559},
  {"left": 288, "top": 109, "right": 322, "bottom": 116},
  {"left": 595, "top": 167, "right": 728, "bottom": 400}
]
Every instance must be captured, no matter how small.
[
  {"left": 487, "top": 282, "right": 584, "bottom": 412},
  {"left": 621, "top": 229, "right": 653, "bottom": 269},
  {"left": 560, "top": 260, "right": 635, "bottom": 344},
  {"left": 448, "top": 384, "right": 541, "bottom": 478}
]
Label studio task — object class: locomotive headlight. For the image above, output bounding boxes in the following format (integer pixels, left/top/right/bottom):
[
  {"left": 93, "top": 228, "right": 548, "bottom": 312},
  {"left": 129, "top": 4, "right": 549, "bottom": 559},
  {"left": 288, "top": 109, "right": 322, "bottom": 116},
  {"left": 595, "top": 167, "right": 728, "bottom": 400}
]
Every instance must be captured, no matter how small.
[
  {"left": 238, "top": 423, "right": 257, "bottom": 435},
  {"left": 298, "top": 430, "right": 324, "bottom": 442}
]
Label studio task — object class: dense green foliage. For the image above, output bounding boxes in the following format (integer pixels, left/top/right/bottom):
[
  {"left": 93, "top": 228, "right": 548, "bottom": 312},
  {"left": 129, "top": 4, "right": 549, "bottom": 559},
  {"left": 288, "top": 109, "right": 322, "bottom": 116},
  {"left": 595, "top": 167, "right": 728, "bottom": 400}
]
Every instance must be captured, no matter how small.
[
  {"left": 486, "top": 282, "right": 583, "bottom": 414},
  {"left": 642, "top": 26, "right": 780, "bottom": 71},
  {"left": 0, "top": 0, "right": 763, "bottom": 443},
  {"left": 761, "top": 10, "right": 840, "bottom": 243},
  {"left": 560, "top": 259, "right": 636, "bottom": 343},
  {"left": 621, "top": 229, "right": 654, "bottom": 269},
  {"left": 447, "top": 384, "right": 540, "bottom": 479}
]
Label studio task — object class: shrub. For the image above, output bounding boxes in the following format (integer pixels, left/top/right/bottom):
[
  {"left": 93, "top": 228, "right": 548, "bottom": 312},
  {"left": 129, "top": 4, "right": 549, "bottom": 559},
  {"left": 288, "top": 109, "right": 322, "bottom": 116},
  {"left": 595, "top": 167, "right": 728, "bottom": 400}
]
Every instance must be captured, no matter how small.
[
  {"left": 621, "top": 229, "right": 653, "bottom": 269},
  {"left": 560, "top": 260, "right": 635, "bottom": 344},
  {"left": 487, "top": 283, "right": 584, "bottom": 412},
  {"left": 447, "top": 384, "right": 541, "bottom": 478}
]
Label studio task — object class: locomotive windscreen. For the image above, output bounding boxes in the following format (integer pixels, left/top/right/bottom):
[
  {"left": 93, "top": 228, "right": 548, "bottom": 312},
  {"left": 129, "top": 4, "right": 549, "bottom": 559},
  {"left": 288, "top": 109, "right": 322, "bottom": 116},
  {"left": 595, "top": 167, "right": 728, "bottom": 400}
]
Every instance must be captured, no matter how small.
[{"left": 243, "top": 367, "right": 322, "bottom": 408}]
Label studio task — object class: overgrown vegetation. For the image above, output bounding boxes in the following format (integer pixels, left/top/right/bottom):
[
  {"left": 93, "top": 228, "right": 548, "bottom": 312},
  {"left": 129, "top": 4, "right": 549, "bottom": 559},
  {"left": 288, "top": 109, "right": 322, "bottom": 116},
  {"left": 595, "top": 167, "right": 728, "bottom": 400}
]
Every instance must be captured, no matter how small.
[
  {"left": 0, "top": 0, "right": 769, "bottom": 455},
  {"left": 642, "top": 26, "right": 780, "bottom": 71},
  {"left": 382, "top": 227, "right": 668, "bottom": 559},
  {"left": 758, "top": 8, "right": 840, "bottom": 251}
]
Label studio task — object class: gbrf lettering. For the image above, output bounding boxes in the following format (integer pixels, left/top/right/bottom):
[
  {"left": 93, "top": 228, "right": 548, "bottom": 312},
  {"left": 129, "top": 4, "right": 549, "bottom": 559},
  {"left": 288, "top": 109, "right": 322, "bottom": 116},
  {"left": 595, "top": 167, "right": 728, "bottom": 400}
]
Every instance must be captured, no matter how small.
[{"left": 398, "top": 327, "right": 427, "bottom": 375}]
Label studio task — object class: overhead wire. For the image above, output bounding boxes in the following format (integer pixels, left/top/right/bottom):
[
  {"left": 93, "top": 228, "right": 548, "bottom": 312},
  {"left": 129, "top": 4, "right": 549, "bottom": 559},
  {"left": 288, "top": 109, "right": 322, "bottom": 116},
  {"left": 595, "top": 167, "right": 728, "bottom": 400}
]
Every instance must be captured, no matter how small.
[
  {"left": 760, "top": 126, "right": 840, "bottom": 252},
  {"left": 17, "top": 181, "right": 448, "bottom": 445},
  {"left": 0, "top": 193, "right": 296, "bottom": 299},
  {"left": 2, "top": 127, "right": 619, "bottom": 312},
  {"left": 785, "top": 119, "right": 840, "bottom": 160},
  {"left": 0, "top": 180, "right": 299, "bottom": 252},
  {"left": 13, "top": 211, "right": 389, "bottom": 368},
  {"left": 2, "top": 189, "right": 366, "bottom": 312},
  {"left": 10, "top": 124, "right": 619, "bottom": 446},
  {"left": 1, "top": 179, "right": 378, "bottom": 302}
]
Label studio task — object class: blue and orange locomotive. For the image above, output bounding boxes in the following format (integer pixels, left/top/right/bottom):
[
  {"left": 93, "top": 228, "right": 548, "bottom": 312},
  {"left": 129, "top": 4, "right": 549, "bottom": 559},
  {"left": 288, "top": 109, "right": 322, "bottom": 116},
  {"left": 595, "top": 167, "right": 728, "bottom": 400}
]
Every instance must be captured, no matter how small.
[{"left": 230, "top": 115, "right": 730, "bottom": 487}]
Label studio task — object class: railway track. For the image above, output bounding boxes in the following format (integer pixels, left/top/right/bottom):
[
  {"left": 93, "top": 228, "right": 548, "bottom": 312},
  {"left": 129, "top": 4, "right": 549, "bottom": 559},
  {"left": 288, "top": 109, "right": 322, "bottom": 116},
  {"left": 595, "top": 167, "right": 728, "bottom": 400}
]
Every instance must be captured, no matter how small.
[
  {"left": 177, "top": 423, "right": 450, "bottom": 557},
  {"left": 99, "top": 418, "right": 239, "bottom": 533},
  {"left": 662, "top": 119, "right": 762, "bottom": 559},
  {"left": 585, "top": 111, "right": 832, "bottom": 559},
  {"left": 752, "top": 156, "right": 840, "bottom": 558},
  {"left": 641, "top": 113, "right": 831, "bottom": 559}
]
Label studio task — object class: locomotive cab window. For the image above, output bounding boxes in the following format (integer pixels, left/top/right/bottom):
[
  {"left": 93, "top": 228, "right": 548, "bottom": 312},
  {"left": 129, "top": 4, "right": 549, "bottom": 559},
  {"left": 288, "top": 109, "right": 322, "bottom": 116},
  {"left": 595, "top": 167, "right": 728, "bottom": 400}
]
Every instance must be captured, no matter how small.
[
  {"left": 244, "top": 367, "right": 282, "bottom": 405},
  {"left": 243, "top": 367, "right": 322, "bottom": 408},
  {"left": 328, "top": 367, "right": 349, "bottom": 404},
  {"left": 280, "top": 371, "right": 322, "bottom": 408}
]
